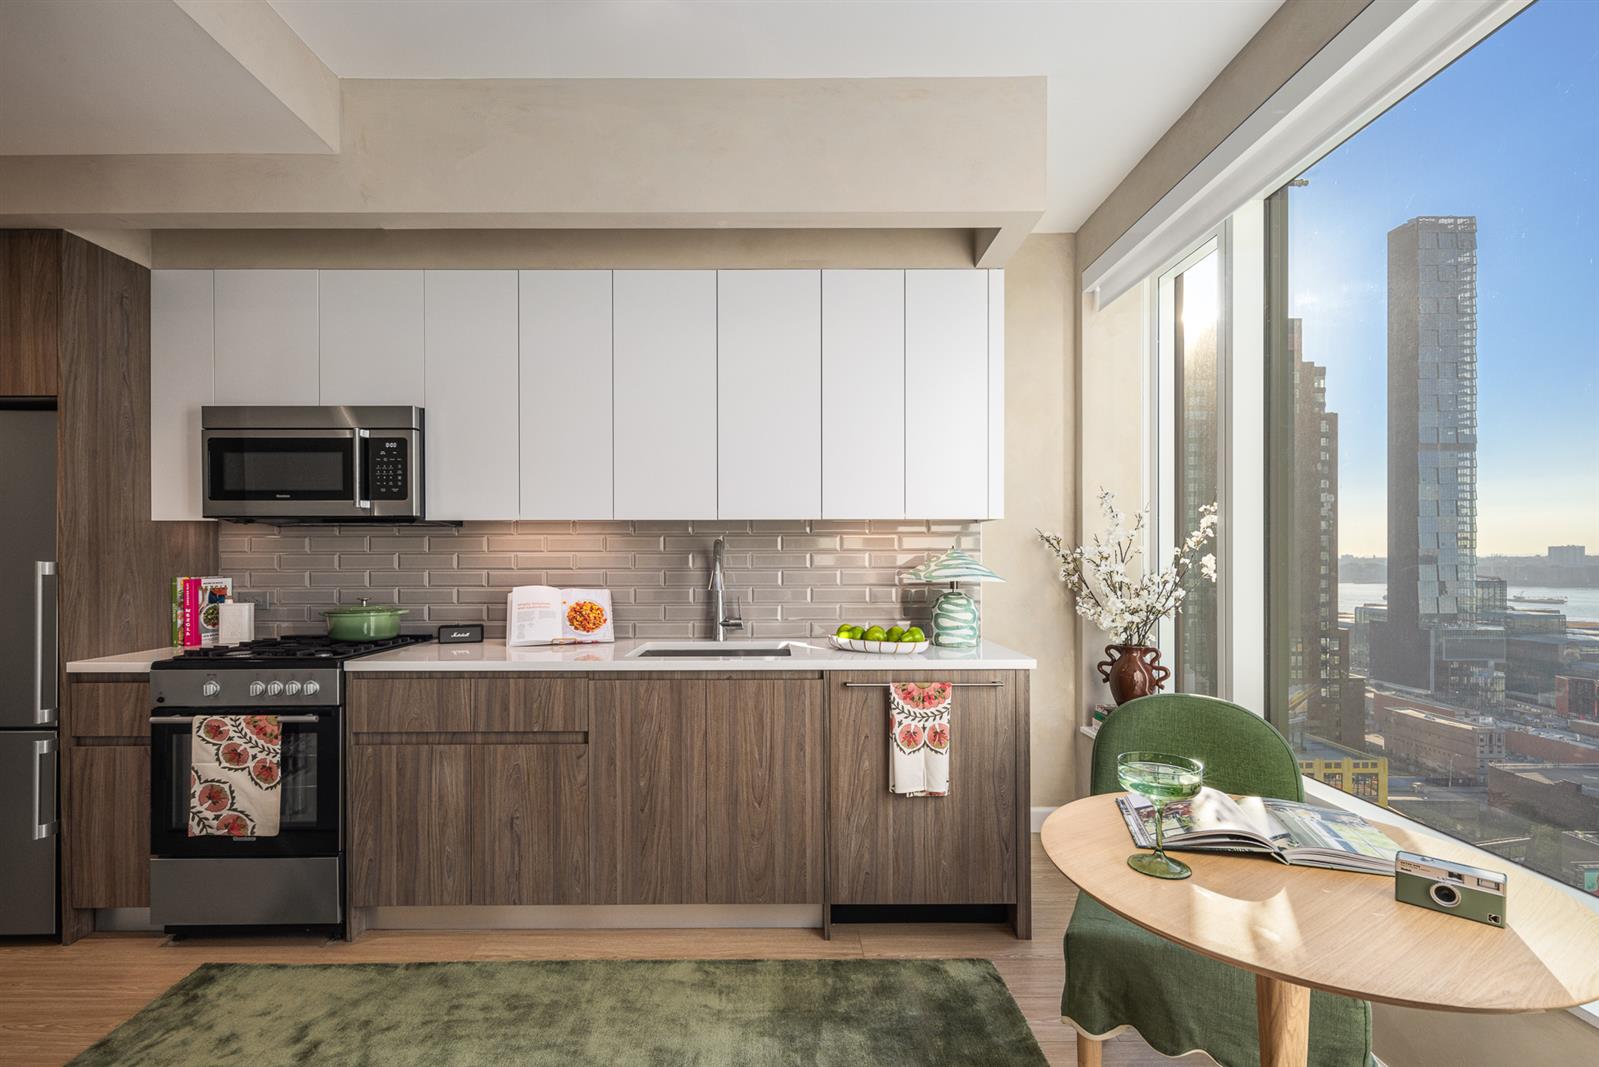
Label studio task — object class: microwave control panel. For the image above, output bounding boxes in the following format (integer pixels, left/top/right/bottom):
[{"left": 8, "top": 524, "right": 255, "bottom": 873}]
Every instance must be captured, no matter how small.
[{"left": 367, "top": 437, "right": 410, "bottom": 500}]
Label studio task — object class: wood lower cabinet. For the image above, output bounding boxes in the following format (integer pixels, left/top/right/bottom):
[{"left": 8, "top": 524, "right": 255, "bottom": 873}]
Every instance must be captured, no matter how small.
[
  {"left": 347, "top": 675, "right": 589, "bottom": 908},
  {"left": 590, "top": 678, "right": 708, "bottom": 904},
  {"left": 349, "top": 743, "right": 471, "bottom": 907},
  {"left": 470, "top": 744, "right": 589, "bottom": 905},
  {"left": 343, "top": 669, "right": 1027, "bottom": 931},
  {"left": 706, "top": 679, "right": 823, "bottom": 904},
  {"left": 62, "top": 680, "right": 151, "bottom": 914},
  {"left": 828, "top": 671, "right": 1025, "bottom": 911},
  {"left": 65, "top": 744, "right": 149, "bottom": 909}
]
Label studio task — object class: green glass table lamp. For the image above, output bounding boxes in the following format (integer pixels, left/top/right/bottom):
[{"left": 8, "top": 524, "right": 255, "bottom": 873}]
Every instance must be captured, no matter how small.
[{"left": 902, "top": 548, "right": 1004, "bottom": 648}]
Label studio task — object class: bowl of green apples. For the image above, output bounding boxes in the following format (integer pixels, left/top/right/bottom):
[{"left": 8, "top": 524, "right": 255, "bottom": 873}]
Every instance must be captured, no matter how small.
[{"left": 829, "top": 623, "right": 930, "bottom": 655}]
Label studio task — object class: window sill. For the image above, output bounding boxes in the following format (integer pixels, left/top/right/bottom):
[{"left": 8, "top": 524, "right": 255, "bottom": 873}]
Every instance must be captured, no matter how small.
[{"left": 1301, "top": 776, "right": 1599, "bottom": 1028}]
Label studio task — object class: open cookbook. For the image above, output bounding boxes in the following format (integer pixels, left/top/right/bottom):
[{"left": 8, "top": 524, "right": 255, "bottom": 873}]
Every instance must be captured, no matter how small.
[{"left": 1117, "top": 787, "right": 1400, "bottom": 875}]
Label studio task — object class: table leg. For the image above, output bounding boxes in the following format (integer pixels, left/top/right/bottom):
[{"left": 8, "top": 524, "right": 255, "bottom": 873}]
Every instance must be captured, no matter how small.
[{"left": 1255, "top": 973, "right": 1310, "bottom": 1067}]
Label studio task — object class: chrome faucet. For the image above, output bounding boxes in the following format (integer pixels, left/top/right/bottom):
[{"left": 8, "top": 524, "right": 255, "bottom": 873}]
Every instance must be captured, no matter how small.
[{"left": 709, "top": 537, "right": 744, "bottom": 642}]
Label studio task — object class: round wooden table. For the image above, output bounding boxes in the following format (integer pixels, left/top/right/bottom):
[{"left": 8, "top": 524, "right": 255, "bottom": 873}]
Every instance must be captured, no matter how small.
[{"left": 1042, "top": 793, "right": 1599, "bottom": 1067}]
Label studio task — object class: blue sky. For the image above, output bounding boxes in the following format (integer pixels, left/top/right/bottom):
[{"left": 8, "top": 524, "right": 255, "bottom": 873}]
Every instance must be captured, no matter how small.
[{"left": 1286, "top": 0, "right": 1599, "bottom": 557}]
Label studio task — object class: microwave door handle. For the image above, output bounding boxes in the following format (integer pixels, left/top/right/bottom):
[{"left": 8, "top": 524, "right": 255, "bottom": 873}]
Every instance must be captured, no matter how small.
[{"left": 355, "top": 429, "right": 372, "bottom": 511}]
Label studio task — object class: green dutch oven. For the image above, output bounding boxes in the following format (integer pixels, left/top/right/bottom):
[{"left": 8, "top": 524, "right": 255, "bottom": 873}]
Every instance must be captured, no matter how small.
[{"left": 322, "top": 597, "right": 409, "bottom": 640}]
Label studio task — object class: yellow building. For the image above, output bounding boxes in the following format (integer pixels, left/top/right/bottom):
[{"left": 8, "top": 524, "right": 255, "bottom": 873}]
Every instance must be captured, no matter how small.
[{"left": 1298, "top": 736, "right": 1389, "bottom": 806}]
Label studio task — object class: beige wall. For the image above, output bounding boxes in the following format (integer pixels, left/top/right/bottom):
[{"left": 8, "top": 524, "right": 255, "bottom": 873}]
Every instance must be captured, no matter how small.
[
  {"left": 984, "top": 233, "right": 1077, "bottom": 807},
  {"left": 1072, "top": 280, "right": 1149, "bottom": 795},
  {"left": 1076, "top": 0, "right": 1369, "bottom": 271}
]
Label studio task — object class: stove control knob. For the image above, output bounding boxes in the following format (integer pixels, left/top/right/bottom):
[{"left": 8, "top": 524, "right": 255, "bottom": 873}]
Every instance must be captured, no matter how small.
[
  {"left": 266, "top": 681, "right": 284, "bottom": 696},
  {"left": 249, "top": 681, "right": 265, "bottom": 697},
  {"left": 283, "top": 681, "right": 302, "bottom": 696},
  {"left": 201, "top": 680, "right": 221, "bottom": 697},
  {"left": 303, "top": 680, "right": 320, "bottom": 696}
]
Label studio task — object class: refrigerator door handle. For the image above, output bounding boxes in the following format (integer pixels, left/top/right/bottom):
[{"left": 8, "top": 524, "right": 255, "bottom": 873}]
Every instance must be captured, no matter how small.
[
  {"left": 34, "top": 561, "right": 57, "bottom": 726},
  {"left": 32, "top": 736, "right": 57, "bottom": 841}
]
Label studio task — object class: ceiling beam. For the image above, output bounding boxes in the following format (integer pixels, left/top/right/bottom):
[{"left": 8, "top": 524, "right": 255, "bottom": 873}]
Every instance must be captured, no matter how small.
[{"left": 0, "top": 77, "right": 1045, "bottom": 248}]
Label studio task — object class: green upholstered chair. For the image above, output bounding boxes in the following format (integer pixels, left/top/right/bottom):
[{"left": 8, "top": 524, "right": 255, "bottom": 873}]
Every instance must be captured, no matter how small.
[{"left": 1063, "top": 693, "right": 1374, "bottom": 1067}]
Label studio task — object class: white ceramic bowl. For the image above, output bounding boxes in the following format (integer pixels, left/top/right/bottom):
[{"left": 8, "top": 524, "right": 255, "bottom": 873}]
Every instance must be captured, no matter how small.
[{"left": 829, "top": 635, "right": 931, "bottom": 655}]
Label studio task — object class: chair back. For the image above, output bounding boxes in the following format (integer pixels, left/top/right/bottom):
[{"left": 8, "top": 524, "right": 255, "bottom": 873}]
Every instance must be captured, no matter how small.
[{"left": 1089, "top": 693, "right": 1304, "bottom": 802}]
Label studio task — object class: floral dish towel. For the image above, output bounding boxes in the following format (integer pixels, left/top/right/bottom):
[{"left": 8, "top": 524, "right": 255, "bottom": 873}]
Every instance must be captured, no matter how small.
[
  {"left": 189, "top": 715, "right": 282, "bottom": 836},
  {"left": 889, "top": 681, "right": 953, "bottom": 797}
]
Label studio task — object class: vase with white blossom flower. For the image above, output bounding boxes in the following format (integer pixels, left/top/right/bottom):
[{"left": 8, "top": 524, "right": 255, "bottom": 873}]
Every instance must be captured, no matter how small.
[{"left": 1038, "top": 490, "right": 1217, "bottom": 705}]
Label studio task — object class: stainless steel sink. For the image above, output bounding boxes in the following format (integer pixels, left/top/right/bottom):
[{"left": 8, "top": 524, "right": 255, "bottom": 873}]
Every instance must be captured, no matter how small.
[{"left": 635, "top": 646, "right": 792, "bottom": 658}]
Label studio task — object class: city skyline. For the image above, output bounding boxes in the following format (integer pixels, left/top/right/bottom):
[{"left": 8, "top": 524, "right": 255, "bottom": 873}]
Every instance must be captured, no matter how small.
[{"left": 1285, "top": 0, "right": 1599, "bottom": 556}]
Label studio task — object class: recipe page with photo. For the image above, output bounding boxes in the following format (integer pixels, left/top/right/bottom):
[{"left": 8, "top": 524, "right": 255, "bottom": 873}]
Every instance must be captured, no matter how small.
[{"left": 507, "top": 585, "right": 615, "bottom": 645}]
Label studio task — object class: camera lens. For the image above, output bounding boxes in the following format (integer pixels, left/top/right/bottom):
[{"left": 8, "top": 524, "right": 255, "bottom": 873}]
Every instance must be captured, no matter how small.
[{"left": 1429, "top": 883, "right": 1460, "bottom": 908}]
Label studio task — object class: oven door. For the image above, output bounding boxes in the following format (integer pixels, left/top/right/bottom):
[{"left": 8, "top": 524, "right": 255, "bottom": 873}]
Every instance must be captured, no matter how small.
[
  {"left": 149, "top": 709, "right": 340, "bottom": 858},
  {"left": 202, "top": 428, "right": 365, "bottom": 519}
]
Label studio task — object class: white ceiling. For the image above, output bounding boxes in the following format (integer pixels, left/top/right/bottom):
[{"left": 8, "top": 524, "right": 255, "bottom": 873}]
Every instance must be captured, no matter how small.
[
  {"left": 268, "top": 0, "right": 1283, "bottom": 232},
  {"left": 0, "top": 0, "right": 333, "bottom": 155}
]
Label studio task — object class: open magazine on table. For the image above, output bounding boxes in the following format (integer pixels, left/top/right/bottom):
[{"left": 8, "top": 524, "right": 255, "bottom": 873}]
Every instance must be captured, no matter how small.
[{"left": 1116, "top": 787, "right": 1400, "bottom": 875}]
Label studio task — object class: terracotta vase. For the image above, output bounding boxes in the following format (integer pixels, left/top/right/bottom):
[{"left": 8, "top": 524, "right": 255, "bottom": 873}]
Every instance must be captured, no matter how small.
[{"left": 1096, "top": 644, "right": 1172, "bottom": 705}]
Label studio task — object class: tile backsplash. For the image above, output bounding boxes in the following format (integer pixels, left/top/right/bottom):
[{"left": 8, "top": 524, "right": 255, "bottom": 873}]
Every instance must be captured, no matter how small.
[{"left": 220, "top": 520, "right": 983, "bottom": 640}]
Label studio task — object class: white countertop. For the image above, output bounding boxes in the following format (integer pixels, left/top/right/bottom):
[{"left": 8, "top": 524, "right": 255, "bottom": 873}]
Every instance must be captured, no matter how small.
[
  {"left": 64, "top": 638, "right": 1036, "bottom": 674},
  {"left": 65, "top": 647, "right": 180, "bottom": 673},
  {"left": 345, "top": 638, "right": 1036, "bottom": 673}
]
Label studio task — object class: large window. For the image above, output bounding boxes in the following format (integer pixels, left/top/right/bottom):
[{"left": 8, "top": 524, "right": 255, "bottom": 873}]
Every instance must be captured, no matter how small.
[
  {"left": 1266, "top": 0, "right": 1599, "bottom": 892},
  {"left": 1158, "top": 243, "right": 1223, "bottom": 695}
]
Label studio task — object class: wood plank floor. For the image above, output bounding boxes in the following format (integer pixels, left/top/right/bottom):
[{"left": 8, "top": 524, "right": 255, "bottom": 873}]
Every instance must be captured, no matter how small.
[{"left": 0, "top": 838, "right": 1179, "bottom": 1066}]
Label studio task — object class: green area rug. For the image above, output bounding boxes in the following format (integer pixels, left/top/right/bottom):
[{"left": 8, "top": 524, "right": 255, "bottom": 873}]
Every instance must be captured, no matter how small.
[{"left": 70, "top": 958, "right": 1047, "bottom": 1066}]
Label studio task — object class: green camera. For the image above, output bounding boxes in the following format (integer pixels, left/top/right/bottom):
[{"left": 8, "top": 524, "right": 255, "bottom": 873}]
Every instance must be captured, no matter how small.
[{"left": 1394, "top": 851, "right": 1506, "bottom": 928}]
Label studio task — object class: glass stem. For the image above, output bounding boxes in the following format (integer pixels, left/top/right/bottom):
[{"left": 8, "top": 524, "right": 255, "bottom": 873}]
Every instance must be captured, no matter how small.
[{"left": 1153, "top": 801, "right": 1165, "bottom": 858}]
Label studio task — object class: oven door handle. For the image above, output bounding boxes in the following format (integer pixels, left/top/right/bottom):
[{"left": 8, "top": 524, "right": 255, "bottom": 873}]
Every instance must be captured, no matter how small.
[{"left": 149, "top": 714, "right": 322, "bottom": 725}]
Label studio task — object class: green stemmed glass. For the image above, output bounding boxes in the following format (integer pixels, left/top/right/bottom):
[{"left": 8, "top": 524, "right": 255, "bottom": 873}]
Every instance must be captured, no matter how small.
[{"left": 1117, "top": 751, "right": 1205, "bottom": 880}]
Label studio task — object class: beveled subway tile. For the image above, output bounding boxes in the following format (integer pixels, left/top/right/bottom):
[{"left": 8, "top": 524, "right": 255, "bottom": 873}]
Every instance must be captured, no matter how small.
[
  {"left": 219, "top": 520, "right": 985, "bottom": 636},
  {"left": 427, "top": 570, "right": 488, "bottom": 587},
  {"left": 486, "top": 535, "right": 547, "bottom": 551},
  {"left": 398, "top": 588, "right": 457, "bottom": 605},
  {"left": 604, "top": 535, "right": 667, "bottom": 551}
]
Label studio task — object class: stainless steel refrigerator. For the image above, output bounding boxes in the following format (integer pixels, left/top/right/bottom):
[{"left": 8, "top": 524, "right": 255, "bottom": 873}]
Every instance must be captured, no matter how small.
[{"left": 0, "top": 408, "right": 58, "bottom": 936}]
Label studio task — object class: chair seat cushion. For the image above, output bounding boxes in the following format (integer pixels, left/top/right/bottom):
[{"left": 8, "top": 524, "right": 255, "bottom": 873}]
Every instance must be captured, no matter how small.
[{"left": 1064, "top": 895, "right": 1372, "bottom": 1067}]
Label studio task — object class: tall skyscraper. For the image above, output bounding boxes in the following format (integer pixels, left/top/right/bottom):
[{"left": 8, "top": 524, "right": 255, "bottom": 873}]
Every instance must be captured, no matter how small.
[
  {"left": 1375, "top": 216, "right": 1479, "bottom": 690},
  {"left": 1288, "top": 318, "right": 1360, "bottom": 745}
]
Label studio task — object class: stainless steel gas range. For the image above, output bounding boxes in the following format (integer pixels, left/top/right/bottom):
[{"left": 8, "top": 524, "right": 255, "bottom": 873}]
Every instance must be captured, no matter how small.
[{"left": 146, "top": 634, "right": 430, "bottom": 934}]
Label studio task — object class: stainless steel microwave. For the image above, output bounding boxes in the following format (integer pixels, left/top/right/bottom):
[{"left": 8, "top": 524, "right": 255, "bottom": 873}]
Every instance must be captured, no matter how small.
[{"left": 201, "top": 406, "right": 424, "bottom": 521}]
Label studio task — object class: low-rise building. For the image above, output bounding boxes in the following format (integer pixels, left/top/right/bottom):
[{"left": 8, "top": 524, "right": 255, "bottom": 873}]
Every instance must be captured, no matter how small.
[
  {"left": 1487, "top": 763, "right": 1599, "bottom": 831},
  {"left": 1380, "top": 706, "right": 1505, "bottom": 784}
]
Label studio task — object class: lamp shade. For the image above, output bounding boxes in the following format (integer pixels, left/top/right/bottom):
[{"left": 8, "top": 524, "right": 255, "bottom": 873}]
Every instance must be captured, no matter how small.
[{"left": 901, "top": 548, "right": 1004, "bottom": 585}]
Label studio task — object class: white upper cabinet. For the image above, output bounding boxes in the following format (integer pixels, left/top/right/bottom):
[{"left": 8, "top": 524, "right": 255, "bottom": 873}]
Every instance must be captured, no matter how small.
[
  {"left": 150, "top": 270, "right": 215, "bottom": 521},
  {"left": 612, "top": 270, "right": 717, "bottom": 520},
  {"left": 318, "top": 271, "right": 424, "bottom": 407},
  {"left": 150, "top": 266, "right": 1001, "bottom": 523},
  {"left": 519, "top": 270, "right": 613, "bottom": 520},
  {"left": 423, "top": 271, "right": 520, "bottom": 520},
  {"left": 213, "top": 270, "right": 319, "bottom": 405},
  {"left": 822, "top": 270, "right": 905, "bottom": 519},
  {"left": 904, "top": 270, "right": 991, "bottom": 518},
  {"left": 717, "top": 270, "right": 821, "bottom": 519}
]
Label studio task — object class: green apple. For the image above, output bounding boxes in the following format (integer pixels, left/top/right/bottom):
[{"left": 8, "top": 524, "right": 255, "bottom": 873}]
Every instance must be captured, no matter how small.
[
  {"left": 835, "top": 623, "right": 855, "bottom": 638},
  {"left": 862, "top": 626, "right": 888, "bottom": 642},
  {"left": 904, "top": 626, "right": 926, "bottom": 643},
  {"left": 886, "top": 625, "right": 906, "bottom": 642}
]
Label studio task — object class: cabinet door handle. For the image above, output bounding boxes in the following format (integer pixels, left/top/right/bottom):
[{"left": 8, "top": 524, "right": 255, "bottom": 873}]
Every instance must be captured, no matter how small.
[
  {"left": 32, "top": 737, "right": 57, "bottom": 841},
  {"left": 841, "top": 681, "right": 1004, "bottom": 688},
  {"left": 149, "top": 714, "right": 321, "bottom": 725}
]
